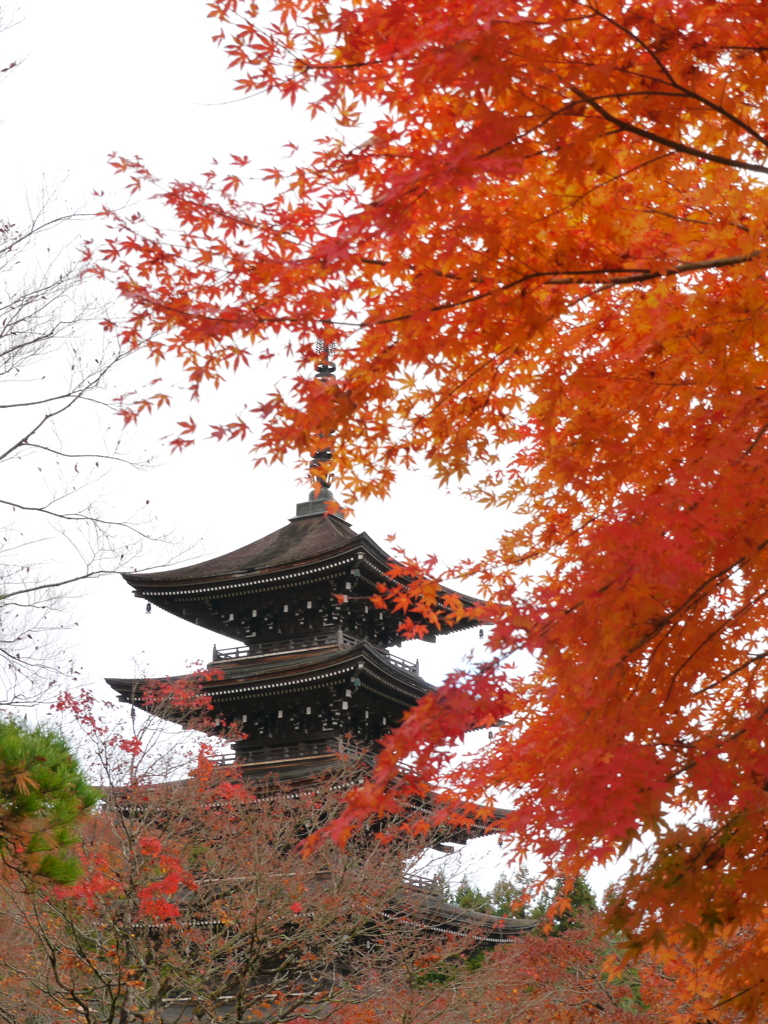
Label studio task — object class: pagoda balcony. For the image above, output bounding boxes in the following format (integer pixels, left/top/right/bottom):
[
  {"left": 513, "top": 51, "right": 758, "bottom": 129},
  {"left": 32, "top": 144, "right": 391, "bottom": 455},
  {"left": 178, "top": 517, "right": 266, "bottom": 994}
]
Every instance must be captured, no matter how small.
[
  {"left": 211, "top": 631, "right": 420, "bottom": 676},
  {"left": 217, "top": 737, "right": 341, "bottom": 768}
]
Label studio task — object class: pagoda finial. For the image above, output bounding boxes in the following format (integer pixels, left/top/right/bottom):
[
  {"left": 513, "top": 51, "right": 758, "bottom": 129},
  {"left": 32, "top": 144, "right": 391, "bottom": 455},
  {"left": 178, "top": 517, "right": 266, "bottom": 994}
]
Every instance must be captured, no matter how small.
[
  {"left": 295, "top": 340, "right": 339, "bottom": 517},
  {"left": 308, "top": 340, "right": 336, "bottom": 501}
]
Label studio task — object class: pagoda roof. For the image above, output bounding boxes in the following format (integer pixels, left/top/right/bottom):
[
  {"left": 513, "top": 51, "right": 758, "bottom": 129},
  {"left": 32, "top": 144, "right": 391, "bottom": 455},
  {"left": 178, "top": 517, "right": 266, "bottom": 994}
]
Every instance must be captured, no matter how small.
[
  {"left": 409, "top": 891, "right": 537, "bottom": 940},
  {"left": 123, "top": 511, "right": 391, "bottom": 592},
  {"left": 106, "top": 638, "right": 433, "bottom": 711},
  {"left": 122, "top": 509, "right": 480, "bottom": 641}
]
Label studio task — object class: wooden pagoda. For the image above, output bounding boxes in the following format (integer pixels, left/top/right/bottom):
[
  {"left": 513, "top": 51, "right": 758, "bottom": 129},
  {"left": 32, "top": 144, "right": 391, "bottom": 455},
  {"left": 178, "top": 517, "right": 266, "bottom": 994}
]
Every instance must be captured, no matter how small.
[
  {"left": 105, "top": 350, "right": 536, "bottom": 948},
  {"left": 106, "top": 497, "right": 476, "bottom": 781},
  {"left": 105, "top": 495, "right": 536, "bottom": 943}
]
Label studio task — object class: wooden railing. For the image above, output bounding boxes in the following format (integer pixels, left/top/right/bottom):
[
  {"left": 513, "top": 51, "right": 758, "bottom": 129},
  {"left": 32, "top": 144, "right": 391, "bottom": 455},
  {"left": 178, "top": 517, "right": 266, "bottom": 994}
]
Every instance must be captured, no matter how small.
[
  {"left": 385, "top": 650, "right": 420, "bottom": 676},
  {"left": 212, "top": 633, "right": 419, "bottom": 676},
  {"left": 212, "top": 632, "right": 354, "bottom": 661},
  {"left": 217, "top": 738, "right": 340, "bottom": 767},
  {"left": 403, "top": 872, "right": 442, "bottom": 892}
]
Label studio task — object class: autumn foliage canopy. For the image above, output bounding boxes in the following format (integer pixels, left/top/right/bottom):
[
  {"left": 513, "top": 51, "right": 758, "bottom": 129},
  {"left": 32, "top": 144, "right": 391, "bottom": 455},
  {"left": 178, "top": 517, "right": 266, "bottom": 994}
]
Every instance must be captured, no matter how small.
[{"left": 99, "top": 0, "right": 768, "bottom": 1016}]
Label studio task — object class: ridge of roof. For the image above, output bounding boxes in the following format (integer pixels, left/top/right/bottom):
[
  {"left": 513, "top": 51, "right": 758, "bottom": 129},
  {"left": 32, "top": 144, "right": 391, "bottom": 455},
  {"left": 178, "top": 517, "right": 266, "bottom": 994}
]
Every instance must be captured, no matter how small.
[{"left": 123, "top": 511, "right": 370, "bottom": 587}]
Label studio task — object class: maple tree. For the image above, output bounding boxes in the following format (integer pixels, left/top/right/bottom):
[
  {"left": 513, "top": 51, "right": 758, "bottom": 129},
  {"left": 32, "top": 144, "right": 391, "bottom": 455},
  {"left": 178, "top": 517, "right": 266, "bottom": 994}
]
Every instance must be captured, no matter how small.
[
  {"left": 98, "top": 0, "right": 768, "bottom": 1016},
  {"left": 0, "top": 687, "right": 492, "bottom": 1024},
  {"left": 319, "top": 909, "right": 669, "bottom": 1024}
]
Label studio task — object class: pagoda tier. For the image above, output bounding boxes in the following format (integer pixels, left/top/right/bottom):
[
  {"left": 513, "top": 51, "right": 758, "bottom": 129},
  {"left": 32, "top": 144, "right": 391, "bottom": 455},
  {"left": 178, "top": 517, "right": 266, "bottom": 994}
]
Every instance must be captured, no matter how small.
[
  {"left": 106, "top": 504, "right": 513, "bottom": 875},
  {"left": 107, "top": 504, "right": 483, "bottom": 779},
  {"left": 107, "top": 633, "right": 498, "bottom": 851},
  {"left": 121, "top": 506, "right": 477, "bottom": 649},
  {"left": 107, "top": 631, "right": 433, "bottom": 780}
]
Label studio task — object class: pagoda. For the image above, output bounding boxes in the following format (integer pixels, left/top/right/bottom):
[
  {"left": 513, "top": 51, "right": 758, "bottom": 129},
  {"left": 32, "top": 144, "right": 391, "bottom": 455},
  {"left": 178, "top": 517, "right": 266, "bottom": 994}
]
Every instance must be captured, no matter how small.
[
  {"left": 106, "top": 495, "right": 476, "bottom": 780},
  {"left": 106, "top": 346, "right": 480, "bottom": 779},
  {"left": 105, "top": 348, "right": 537, "bottom": 944},
  {"left": 105, "top": 502, "right": 539, "bottom": 942}
]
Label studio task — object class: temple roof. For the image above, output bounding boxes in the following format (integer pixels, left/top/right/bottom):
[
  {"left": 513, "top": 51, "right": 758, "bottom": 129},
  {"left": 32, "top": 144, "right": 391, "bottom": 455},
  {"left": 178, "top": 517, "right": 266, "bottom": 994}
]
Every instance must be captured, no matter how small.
[
  {"left": 124, "top": 511, "right": 390, "bottom": 590},
  {"left": 408, "top": 889, "right": 538, "bottom": 939},
  {"left": 106, "top": 638, "right": 433, "bottom": 711},
  {"left": 122, "top": 509, "right": 480, "bottom": 646},
  {"left": 208, "top": 640, "right": 432, "bottom": 700}
]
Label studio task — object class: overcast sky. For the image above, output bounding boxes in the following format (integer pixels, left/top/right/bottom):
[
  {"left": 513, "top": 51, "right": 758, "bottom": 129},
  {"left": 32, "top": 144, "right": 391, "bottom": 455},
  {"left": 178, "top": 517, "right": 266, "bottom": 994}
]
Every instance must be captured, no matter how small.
[
  {"left": 1, "top": 0, "right": 513, "bottom": 673},
  {"left": 0, "top": 1, "right": 614, "bottom": 894}
]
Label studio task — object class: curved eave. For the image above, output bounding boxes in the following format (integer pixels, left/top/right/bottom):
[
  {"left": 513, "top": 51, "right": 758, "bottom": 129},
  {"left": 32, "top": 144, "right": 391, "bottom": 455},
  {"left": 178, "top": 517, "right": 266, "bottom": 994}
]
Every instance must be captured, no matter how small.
[
  {"left": 106, "top": 641, "right": 434, "bottom": 710},
  {"left": 121, "top": 512, "right": 481, "bottom": 638},
  {"left": 122, "top": 512, "right": 384, "bottom": 590},
  {"left": 126, "top": 550, "right": 481, "bottom": 640},
  {"left": 414, "top": 895, "right": 537, "bottom": 938},
  {"left": 125, "top": 542, "right": 386, "bottom": 599}
]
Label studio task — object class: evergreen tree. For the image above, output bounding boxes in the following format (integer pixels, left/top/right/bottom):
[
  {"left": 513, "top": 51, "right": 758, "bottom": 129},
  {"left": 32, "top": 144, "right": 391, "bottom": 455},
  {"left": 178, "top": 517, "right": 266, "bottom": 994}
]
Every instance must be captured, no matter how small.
[
  {"left": 0, "top": 718, "right": 97, "bottom": 883},
  {"left": 538, "top": 873, "right": 598, "bottom": 934},
  {"left": 454, "top": 875, "right": 489, "bottom": 912},
  {"left": 445, "top": 868, "right": 596, "bottom": 932},
  {"left": 429, "top": 868, "right": 453, "bottom": 902},
  {"left": 488, "top": 866, "right": 536, "bottom": 919}
]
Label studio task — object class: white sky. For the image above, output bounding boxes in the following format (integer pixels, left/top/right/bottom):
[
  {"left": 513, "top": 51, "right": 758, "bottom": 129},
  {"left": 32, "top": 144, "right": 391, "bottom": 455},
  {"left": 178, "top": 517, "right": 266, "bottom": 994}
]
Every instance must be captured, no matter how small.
[
  {"left": 0, "top": 0, "right": 614, "bottom": 896},
  {"left": 2, "top": 0, "right": 511, "bottom": 673}
]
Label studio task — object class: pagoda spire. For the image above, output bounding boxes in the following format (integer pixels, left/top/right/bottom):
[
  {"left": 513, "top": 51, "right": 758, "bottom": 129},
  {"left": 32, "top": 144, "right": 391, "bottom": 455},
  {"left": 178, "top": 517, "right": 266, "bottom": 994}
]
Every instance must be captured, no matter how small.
[{"left": 297, "top": 339, "right": 341, "bottom": 518}]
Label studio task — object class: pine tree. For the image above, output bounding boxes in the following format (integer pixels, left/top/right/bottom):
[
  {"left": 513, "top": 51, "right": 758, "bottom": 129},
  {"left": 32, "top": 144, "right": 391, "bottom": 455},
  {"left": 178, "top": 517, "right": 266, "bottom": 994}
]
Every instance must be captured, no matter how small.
[{"left": 0, "top": 718, "right": 97, "bottom": 883}]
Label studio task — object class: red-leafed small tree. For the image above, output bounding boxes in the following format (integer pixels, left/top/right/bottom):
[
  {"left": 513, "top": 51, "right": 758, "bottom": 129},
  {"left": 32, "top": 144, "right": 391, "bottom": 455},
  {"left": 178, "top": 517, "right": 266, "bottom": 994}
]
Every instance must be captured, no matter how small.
[
  {"left": 98, "top": 0, "right": 768, "bottom": 1016},
  {"left": 328, "top": 910, "right": 669, "bottom": 1024},
  {"left": 0, "top": 687, "right": 486, "bottom": 1024}
]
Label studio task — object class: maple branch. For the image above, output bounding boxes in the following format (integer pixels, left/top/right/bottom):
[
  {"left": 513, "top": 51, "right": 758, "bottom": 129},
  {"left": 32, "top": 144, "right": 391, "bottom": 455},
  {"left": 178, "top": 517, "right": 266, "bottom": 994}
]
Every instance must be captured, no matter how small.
[
  {"left": 616, "top": 554, "right": 749, "bottom": 669},
  {"left": 745, "top": 418, "right": 768, "bottom": 455},
  {"left": 532, "top": 152, "right": 671, "bottom": 225},
  {"left": 478, "top": 96, "right": 585, "bottom": 162},
  {"left": 644, "top": 207, "right": 750, "bottom": 233},
  {"left": 662, "top": 583, "right": 768, "bottom": 705},
  {"left": 549, "top": 250, "right": 762, "bottom": 286},
  {"left": 694, "top": 649, "right": 768, "bottom": 695},
  {"left": 588, "top": 1, "right": 768, "bottom": 150},
  {"left": 570, "top": 87, "right": 768, "bottom": 174},
  {"left": 368, "top": 250, "right": 761, "bottom": 329},
  {"left": 711, "top": 985, "right": 756, "bottom": 1009},
  {"left": 572, "top": 251, "right": 762, "bottom": 306}
]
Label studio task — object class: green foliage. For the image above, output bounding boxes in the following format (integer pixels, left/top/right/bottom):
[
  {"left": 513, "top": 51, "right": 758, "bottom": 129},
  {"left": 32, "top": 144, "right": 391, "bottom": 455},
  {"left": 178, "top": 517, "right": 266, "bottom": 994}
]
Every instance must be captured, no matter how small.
[
  {"left": 444, "top": 868, "right": 597, "bottom": 933},
  {"left": 536, "top": 873, "right": 598, "bottom": 934},
  {"left": 429, "top": 868, "right": 452, "bottom": 902},
  {"left": 448, "top": 866, "right": 538, "bottom": 919},
  {"left": 0, "top": 717, "right": 98, "bottom": 883},
  {"left": 488, "top": 865, "right": 536, "bottom": 919},
  {"left": 455, "top": 875, "right": 489, "bottom": 912}
]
